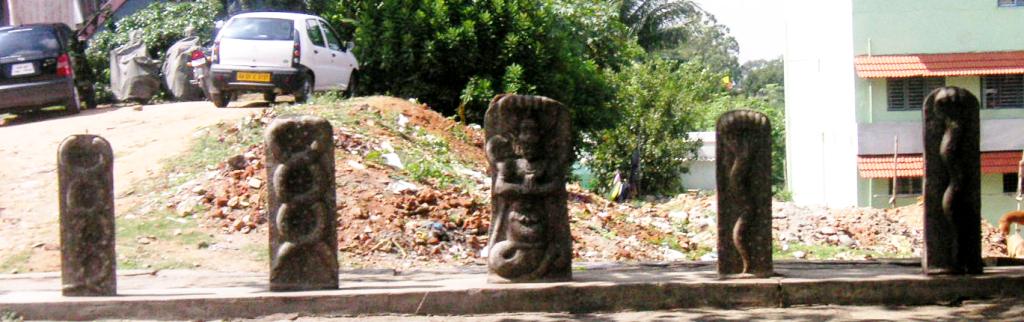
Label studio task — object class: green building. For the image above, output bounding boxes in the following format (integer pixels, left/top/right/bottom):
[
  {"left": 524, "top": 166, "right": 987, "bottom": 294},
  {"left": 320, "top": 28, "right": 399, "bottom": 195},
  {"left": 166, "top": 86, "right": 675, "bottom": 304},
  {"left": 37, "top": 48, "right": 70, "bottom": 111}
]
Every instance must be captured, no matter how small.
[{"left": 785, "top": 0, "right": 1024, "bottom": 224}]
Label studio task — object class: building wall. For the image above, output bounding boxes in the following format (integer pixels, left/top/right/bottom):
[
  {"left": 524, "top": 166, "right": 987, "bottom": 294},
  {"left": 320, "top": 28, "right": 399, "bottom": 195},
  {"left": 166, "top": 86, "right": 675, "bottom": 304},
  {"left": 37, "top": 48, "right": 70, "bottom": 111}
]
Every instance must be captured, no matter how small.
[
  {"left": 784, "top": 0, "right": 859, "bottom": 206},
  {"left": 860, "top": 175, "right": 1022, "bottom": 225},
  {"left": 856, "top": 76, "right": 1024, "bottom": 125},
  {"left": 681, "top": 160, "right": 715, "bottom": 191},
  {"left": 5, "top": 0, "right": 83, "bottom": 27},
  {"left": 852, "top": 0, "right": 1024, "bottom": 56}
]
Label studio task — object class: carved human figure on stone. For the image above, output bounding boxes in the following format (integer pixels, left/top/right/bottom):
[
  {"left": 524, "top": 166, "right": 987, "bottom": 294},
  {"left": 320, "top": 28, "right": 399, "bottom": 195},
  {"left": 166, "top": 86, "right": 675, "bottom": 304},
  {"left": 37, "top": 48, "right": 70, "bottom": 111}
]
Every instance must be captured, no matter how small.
[
  {"left": 716, "top": 110, "right": 773, "bottom": 278},
  {"left": 59, "top": 134, "right": 116, "bottom": 296},
  {"left": 266, "top": 116, "right": 339, "bottom": 291},
  {"left": 922, "top": 86, "right": 983, "bottom": 275},
  {"left": 484, "top": 94, "right": 572, "bottom": 283}
]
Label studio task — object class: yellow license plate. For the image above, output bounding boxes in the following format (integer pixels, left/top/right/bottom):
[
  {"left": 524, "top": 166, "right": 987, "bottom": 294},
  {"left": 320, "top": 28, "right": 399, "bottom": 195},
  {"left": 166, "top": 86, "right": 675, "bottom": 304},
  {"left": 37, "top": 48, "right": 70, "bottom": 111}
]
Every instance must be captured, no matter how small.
[{"left": 236, "top": 72, "right": 271, "bottom": 82}]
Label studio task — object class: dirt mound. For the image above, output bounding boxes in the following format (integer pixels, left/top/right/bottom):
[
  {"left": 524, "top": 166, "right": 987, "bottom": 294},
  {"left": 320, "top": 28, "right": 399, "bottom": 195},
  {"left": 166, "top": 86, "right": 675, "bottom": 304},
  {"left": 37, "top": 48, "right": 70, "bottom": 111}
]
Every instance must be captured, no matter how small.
[{"left": 172, "top": 96, "right": 1010, "bottom": 270}]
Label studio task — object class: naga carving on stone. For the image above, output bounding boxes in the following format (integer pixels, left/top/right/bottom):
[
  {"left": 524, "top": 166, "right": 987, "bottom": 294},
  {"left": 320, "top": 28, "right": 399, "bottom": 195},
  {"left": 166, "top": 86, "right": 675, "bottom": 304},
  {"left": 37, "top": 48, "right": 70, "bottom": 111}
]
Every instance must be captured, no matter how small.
[
  {"left": 484, "top": 94, "right": 573, "bottom": 283},
  {"left": 266, "top": 116, "right": 339, "bottom": 290},
  {"left": 922, "top": 86, "right": 983, "bottom": 275},
  {"left": 58, "top": 134, "right": 117, "bottom": 296},
  {"left": 716, "top": 110, "right": 773, "bottom": 278}
]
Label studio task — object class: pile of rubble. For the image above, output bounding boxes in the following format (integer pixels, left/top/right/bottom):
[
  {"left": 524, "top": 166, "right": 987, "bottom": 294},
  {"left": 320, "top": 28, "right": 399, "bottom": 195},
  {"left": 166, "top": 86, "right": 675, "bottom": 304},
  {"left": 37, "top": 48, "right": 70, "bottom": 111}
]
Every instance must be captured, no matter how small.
[{"left": 169, "top": 96, "right": 1009, "bottom": 268}]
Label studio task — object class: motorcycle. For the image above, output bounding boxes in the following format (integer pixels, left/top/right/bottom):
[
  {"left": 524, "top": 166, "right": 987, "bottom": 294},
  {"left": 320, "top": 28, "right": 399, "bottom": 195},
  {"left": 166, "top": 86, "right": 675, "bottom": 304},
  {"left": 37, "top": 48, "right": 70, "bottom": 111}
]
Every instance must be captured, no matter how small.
[{"left": 185, "top": 46, "right": 214, "bottom": 101}]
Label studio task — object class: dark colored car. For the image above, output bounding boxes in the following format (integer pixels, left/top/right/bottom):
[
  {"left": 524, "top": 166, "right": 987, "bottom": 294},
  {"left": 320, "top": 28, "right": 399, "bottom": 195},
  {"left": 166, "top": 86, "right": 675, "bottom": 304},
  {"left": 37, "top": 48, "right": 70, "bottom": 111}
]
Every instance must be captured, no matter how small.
[{"left": 0, "top": 24, "right": 92, "bottom": 114}]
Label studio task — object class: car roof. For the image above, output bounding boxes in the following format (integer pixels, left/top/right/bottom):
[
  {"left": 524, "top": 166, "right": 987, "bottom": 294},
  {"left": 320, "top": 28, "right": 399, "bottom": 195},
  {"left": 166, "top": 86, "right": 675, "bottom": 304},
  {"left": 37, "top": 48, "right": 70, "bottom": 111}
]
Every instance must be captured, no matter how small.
[{"left": 230, "top": 12, "right": 320, "bottom": 21}]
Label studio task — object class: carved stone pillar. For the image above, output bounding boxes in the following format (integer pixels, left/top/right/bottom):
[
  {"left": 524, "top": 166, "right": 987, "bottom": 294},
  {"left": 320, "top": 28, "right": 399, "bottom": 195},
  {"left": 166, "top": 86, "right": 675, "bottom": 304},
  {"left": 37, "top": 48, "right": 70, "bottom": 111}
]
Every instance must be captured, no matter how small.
[
  {"left": 484, "top": 94, "right": 573, "bottom": 283},
  {"left": 58, "top": 135, "right": 116, "bottom": 296},
  {"left": 715, "top": 110, "right": 773, "bottom": 278},
  {"left": 266, "top": 116, "right": 339, "bottom": 291},
  {"left": 922, "top": 86, "right": 983, "bottom": 275}
]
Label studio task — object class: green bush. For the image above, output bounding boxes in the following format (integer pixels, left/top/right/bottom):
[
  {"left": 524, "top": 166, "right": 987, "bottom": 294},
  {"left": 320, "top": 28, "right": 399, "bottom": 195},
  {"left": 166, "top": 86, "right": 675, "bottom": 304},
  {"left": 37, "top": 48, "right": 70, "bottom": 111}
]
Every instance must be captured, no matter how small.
[
  {"left": 86, "top": 0, "right": 222, "bottom": 102},
  {"left": 590, "top": 58, "right": 724, "bottom": 196},
  {"left": 337, "top": 0, "right": 638, "bottom": 138}
]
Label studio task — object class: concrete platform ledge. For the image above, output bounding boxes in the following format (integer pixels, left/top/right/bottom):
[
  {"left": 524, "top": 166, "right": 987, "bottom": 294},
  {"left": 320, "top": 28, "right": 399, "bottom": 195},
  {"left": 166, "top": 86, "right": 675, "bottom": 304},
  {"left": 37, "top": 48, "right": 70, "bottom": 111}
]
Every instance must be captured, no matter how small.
[{"left": 1, "top": 261, "right": 1023, "bottom": 320}]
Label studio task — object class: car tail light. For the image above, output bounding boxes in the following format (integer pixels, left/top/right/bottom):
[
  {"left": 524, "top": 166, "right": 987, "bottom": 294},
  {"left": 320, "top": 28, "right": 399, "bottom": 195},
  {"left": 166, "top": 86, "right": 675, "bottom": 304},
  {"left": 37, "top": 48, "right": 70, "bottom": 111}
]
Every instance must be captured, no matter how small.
[
  {"left": 212, "top": 40, "right": 220, "bottom": 63},
  {"left": 292, "top": 32, "right": 300, "bottom": 66},
  {"left": 190, "top": 49, "right": 206, "bottom": 60},
  {"left": 56, "top": 53, "right": 73, "bottom": 77}
]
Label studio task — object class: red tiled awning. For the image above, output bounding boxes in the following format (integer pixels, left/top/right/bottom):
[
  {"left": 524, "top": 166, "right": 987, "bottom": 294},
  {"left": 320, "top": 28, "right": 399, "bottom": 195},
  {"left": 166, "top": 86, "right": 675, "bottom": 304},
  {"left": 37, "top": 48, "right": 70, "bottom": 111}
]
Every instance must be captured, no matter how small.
[
  {"left": 854, "top": 51, "right": 1024, "bottom": 78},
  {"left": 858, "top": 151, "right": 1024, "bottom": 178}
]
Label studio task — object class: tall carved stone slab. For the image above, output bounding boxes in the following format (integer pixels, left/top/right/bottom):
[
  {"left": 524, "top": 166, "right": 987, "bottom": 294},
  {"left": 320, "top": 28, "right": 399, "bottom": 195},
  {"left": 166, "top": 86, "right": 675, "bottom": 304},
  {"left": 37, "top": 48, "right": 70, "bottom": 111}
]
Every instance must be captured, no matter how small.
[
  {"left": 266, "top": 116, "right": 338, "bottom": 291},
  {"left": 715, "top": 110, "right": 773, "bottom": 278},
  {"left": 58, "top": 135, "right": 116, "bottom": 296},
  {"left": 922, "top": 87, "right": 983, "bottom": 275},
  {"left": 484, "top": 94, "right": 573, "bottom": 283}
]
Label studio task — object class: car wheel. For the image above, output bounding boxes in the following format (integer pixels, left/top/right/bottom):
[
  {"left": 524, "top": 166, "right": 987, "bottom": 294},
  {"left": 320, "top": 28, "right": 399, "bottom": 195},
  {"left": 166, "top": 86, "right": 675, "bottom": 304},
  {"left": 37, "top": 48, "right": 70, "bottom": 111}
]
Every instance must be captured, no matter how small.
[
  {"left": 344, "top": 70, "right": 359, "bottom": 98},
  {"left": 264, "top": 92, "right": 277, "bottom": 103},
  {"left": 293, "top": 73, "right": 313, "bottom": 104},
  {"left": 212, "top": 92, "right": 231, "bottom": 108},
  {"left": 65, "top": 86, "right": 81, "bottom": 114}
]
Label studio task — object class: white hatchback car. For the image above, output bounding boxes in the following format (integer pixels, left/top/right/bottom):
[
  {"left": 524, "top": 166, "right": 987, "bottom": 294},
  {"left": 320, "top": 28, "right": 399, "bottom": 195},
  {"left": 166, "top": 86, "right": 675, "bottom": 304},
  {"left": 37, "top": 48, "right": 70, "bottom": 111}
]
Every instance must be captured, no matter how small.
[{"left": 209, "top": 12, "right": 359, "bottom": 107}]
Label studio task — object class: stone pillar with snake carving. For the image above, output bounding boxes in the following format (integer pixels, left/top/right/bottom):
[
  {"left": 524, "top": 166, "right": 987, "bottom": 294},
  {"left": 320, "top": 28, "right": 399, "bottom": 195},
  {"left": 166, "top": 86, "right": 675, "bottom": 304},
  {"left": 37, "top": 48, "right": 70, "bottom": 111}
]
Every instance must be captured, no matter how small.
[
  {"left": 266, "top": 116, "right": 339, "bottom": 291},
  {"left": 484, "top": 94, "right": 573, "bottom": 283},
  {"left": 922, "top": 87, "right": 983, "bottom": 275},
  {"left": 715, "top": 110, "right": 773, "bottom": 278},
  {"left": 59, "top": 135, "right": 117, "bottom": 296}
]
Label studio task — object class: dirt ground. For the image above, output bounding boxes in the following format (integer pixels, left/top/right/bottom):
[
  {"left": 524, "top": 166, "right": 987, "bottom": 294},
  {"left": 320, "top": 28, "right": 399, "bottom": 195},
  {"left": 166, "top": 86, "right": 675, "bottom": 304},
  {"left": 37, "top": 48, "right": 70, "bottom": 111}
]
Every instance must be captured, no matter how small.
[{"left": 0, "top": 101, "right": 266, "bottom": 272}]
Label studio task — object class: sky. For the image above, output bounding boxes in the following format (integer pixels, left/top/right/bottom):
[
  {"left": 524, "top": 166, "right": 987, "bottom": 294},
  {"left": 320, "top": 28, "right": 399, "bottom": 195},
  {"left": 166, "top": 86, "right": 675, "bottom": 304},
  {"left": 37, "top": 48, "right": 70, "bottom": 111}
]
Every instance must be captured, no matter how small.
[{"left": 694, "top": 0, "right": 786, "bottom": 63}]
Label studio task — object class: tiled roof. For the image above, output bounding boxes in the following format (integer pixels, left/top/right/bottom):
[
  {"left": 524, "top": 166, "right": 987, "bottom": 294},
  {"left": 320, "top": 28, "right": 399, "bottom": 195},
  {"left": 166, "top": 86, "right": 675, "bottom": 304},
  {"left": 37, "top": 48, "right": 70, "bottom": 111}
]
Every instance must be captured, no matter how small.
[
  {"left": 981, "top": 151, "right": 1024, "bottom": 174},
  {"left": 858, "top": 151, "right": 1023, "bottom": 178},
  {"left": 858, "top": 154, "right": 924, "bottom": 178},
  {"left": 854, "top": 51, "right": 1024, "bottom": 78}
]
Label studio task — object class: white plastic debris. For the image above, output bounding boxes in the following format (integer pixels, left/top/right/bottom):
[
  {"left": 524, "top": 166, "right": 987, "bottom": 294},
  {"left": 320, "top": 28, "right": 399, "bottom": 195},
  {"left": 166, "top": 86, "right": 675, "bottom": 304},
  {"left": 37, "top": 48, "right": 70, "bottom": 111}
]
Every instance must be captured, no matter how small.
[
  {"left": 397, "top": 114, "right": 410, "bottom": 130},
  {"left": 383, "top": 152, "right": 404, "bottom": 169},
  {"left": 347, "top": 160, "right": 367, "bottom": 170},
  {"left": 381, "top": 140, "right": 395, "bottom": 152},
  {"left": 387, "top": 180, "right": 418, "bottom": 194}
]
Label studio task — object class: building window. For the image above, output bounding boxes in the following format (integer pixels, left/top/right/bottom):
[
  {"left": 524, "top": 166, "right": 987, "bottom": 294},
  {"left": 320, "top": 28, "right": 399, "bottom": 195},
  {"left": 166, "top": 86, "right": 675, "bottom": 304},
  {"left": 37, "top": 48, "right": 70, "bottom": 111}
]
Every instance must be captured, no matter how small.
[
  {"left": 887, "top": 77, "right": 944, "bottom": 110},
  {"left": 999, "top": 0, "right": 1024, "bottom": 7},
  {"left": 889, "top": 177, "right": 923, "bottom": 195},
  {"left": 1005, "top": 173, "right": 1022, "bottom": 194},
  {"left": 982, "top": 75, "right": 1024, "bottom": 108}
]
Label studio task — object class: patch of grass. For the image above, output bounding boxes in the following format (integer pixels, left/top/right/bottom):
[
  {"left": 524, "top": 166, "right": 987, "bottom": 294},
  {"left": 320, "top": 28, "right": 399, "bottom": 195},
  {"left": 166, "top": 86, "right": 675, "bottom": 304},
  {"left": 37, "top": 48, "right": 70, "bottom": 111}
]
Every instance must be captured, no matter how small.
[
  {"left": 0, "top": 249, "right": 32, "bottom": 273},
  {"left": 115, "top": 210, "right": 214, "bottom": 269},
  {"left": 772, "top": 243, "right": 908, "bottom": 260}
]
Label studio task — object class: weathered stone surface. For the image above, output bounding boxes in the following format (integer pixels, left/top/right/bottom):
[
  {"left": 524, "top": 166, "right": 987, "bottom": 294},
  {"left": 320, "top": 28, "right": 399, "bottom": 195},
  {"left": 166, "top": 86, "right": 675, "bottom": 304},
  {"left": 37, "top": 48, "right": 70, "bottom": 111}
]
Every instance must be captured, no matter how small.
[
  {"left": 922, "top": 86, "right": 984, "bottom": 275},
  {"left": 716, "top": 110, "right": 773, "bottom": 278},
  {"left": 266, "top": 116, "right": 338, "bottom": 291},
  {"left": 484, "top": 94, "right": 573, "bottom": 283},
  {"left": 58, "top": 135, "right": 116, "bottom": 296}
]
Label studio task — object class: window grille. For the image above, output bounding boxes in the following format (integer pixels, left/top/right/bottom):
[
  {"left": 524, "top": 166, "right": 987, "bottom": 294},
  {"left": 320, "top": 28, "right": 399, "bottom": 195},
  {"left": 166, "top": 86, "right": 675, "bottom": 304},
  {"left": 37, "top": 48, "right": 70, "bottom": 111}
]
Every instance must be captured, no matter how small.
[
  {"left": 998, "top": 0, "right": 1024, "bottom": 7},
  {"left": 982, "top": 75, "right": 1024, "bottom": 109},
  {"left": 889, "top": 177, "right": 923, "bottom": 195},
  {"left": 887, "top": 77, "right": 944, "bottom": 110}
]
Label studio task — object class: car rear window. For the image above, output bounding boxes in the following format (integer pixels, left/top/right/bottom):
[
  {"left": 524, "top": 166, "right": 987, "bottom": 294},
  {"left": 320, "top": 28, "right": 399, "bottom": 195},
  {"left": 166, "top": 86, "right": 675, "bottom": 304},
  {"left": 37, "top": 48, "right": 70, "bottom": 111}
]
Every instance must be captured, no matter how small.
[
  {"left": 221, "top": 18, "right": 294, "bottom": 41},
  {"left": 0, "top": 27, "right": 60, "bottom": 58}
]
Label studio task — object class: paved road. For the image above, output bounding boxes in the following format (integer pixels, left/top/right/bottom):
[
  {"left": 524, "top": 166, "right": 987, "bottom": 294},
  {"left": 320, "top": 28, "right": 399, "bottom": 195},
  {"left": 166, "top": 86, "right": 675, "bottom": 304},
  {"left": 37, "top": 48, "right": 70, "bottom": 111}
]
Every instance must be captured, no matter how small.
[
  {"left": 0, "top": 102, "right": 265, "bottom": 271},
  {"left": 246, "top": 299, "right": 1024, "bottom": 321}
]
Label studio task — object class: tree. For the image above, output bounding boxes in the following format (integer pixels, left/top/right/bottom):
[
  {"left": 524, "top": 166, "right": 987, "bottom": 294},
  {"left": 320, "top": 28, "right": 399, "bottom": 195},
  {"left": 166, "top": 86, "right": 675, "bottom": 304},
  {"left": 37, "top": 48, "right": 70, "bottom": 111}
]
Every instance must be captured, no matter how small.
[
  {"left": 738, "top": 57, "right": 784, "bottom": 97},
  {"left": 590, "top": 58, "right": 725, "bottom": 197},
  {"left": 657, "top": 13, "right": 740, "bottom": 77},
  {"left": 339, "top": 0, "right": 636, "bottom": 154},
  {"left": 617, "top": 0, "right": 702, "bottom": 52}
]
